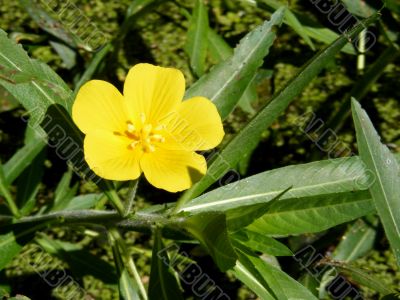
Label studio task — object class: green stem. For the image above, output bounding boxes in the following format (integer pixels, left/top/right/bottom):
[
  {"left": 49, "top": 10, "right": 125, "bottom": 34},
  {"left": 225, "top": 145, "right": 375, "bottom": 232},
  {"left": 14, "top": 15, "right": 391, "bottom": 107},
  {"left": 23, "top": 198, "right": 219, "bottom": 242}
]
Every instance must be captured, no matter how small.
[{"left": 5, "top": 209, "right": 185, "bottom": 235}]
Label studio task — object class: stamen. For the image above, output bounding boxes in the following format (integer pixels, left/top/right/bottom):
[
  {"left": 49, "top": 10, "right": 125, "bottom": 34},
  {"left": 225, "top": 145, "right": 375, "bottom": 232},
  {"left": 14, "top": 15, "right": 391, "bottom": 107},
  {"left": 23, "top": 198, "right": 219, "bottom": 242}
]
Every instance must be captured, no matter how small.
[
  {"left": 154, "top": 124, "right": 166, "bottom": 131},
  {"left": 129, "top": 141, "right": 139, "bottom": 149},
  {"left": 127, "top": 123, "right": 136, "bottom": 133},
  {"left": 142, "top": 124, "right": 152, "bottom": 135},
  {"left": 125, "top": 118, "right": 165, "bottom": 153},
  {"left": 140, "top": 113, "right": 146, "bottom": 124},
  {"left": 150, "top": 134, "right": 165, "bottom": 143}
]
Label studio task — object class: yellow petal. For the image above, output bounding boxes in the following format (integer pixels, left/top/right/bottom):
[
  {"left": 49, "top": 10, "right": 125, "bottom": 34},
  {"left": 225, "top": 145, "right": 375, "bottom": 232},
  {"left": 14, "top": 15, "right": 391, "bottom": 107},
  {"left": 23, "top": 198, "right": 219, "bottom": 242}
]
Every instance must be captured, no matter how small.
[
  {"left": 84, "top": 130, "right": 142, "bottom": 181},
  {"left": 161, "top": 97, "right": 224, "bottom": 151},
  {"left": 140, "top": 149, "right": 207, "bottom": 192},
  {"left": 73, "top": 80, "right": 128, "bottom": 134},
  {"left": 123, "top": 63, "right": 185, "bottom": 125}
]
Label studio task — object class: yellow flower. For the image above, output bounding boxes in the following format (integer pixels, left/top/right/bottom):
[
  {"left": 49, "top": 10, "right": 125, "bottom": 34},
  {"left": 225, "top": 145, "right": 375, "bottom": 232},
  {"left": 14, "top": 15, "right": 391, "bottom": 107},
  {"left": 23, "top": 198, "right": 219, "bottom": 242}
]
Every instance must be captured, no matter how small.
[{"left": 72, "top": 63, "right": 224, "bottom": 192}]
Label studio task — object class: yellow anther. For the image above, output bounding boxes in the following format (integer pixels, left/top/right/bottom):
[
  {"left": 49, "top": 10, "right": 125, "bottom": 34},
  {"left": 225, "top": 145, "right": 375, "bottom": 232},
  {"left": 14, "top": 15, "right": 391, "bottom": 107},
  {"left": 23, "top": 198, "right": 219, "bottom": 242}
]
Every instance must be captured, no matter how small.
[
  {"left": 124, "top": 118, "right": 166, "bottom": 153},
  {"left": 140, "top": 113, "right": 146, "bottom": 124},
  {"left": 127, "top": 123, "right": 136, "bottom": 133},
  {"left": 129, "top": 141, "right": 139, "bottom": 149},
  {"left": 154, "top": 124, "right": 166, "bottom": 131},
  {"left": 150, "top": 134, "right": 165, "bottom": 143}
]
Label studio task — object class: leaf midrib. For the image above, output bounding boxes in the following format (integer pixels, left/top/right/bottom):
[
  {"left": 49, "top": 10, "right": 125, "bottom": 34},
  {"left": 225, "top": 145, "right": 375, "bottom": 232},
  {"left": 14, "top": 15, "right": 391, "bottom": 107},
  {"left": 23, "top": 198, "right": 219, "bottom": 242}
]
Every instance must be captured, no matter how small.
[
  {"left": 358, "top": 114, "right": 400, "bottom": 237},
  {"left": 182, "top": 177, "right": 362, "bottom": 212}
]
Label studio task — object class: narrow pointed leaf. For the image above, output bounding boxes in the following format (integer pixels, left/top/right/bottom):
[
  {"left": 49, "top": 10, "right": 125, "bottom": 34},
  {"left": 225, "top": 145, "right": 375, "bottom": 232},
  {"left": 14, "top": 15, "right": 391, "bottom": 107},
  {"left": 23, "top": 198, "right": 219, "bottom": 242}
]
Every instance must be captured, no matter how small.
[
  {"left": 181, "top": 153, "right": 399, "bottom": 214},
  {"left": 332, "top": 219, "right": 376, "bottom": 262},
  {"left": 233, "top": 230, "right": 292, "bottom": 256},
  {"left": 323, "top": 261, "right": 394, "bottom": 295},
  {"left": 247, "top": 254, "right": 318, "bottom": 300},
  {"left": 207, "top": 29, "right": 257, "bottom": 114},
  {"left": 181, "top": 212, "right": 237, "bottom": 271},
  {"left": 248, "top": 191, "right": 374, "bottom": 236},
  {"left": 256, "top": 0, "right": 315, "bottom": 50},
  {"left": 352, "top": 99, "right": 400, "bottom": 264},
  {"left": 185, "top": 0, "right": 209, "bottom": 77},
  {"left": 3, "top": 136, "right": 47, "bottom": 185},
  {"left": 233, "top": 261, "right": 275, "bottom": 300},
  {"left": 149, "top": 228, "right": 183, "bottom": 300},
  {"left": 185, "top": 7, "right": 284, "bottom": 119}
]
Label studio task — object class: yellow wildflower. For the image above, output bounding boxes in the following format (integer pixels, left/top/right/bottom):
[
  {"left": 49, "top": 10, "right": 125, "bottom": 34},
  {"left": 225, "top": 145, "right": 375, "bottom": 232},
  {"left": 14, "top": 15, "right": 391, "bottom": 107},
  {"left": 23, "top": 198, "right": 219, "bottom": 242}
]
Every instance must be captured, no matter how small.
[{"left": 72, "top": 63, "right": 224, "bottom": 192}]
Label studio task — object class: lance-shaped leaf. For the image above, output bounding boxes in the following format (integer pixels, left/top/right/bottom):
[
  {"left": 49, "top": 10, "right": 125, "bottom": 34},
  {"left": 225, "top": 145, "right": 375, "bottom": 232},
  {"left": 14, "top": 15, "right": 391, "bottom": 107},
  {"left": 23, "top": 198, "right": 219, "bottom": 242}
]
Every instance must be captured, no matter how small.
[
  {"left": 180, "top": 212, "right": 237, "bottom": 271},
  {"left": 256, "top": 0, "right": 315, "bottom": 50},
  {"left": 207, "top": 29, "right": 258, "bottom": 114},
  {"left": 3, "top": 135, "right": 47, "bottom": 185},
  {"left": 248, "top": 191, "right": 374, "bottom": 236},
  {"left": 233, "top": 230, "right": 292, "bottom": 256},
  {"left": 322, "top": 261, "right": 394, "bottom": 295},
  {"left": 352, "top": 99, "right": 400, "bottom": 265},
  {"left": 185, "top": 0, "right": 209, "bottom": 77},
  {"left": 0, "top": 30, "right": 73, "bottom": 125},
  {"left": 181, "top": 152, "right": 399, "bottom": 214},
  {"left": 149, "top": 228, "right": 183, "bottom": 300},
  {"left": 179, "top": 14, "right": 379, "bottom": 203},
  {"left": 185, "top": 7, "right": 285, "bottom": 119}
]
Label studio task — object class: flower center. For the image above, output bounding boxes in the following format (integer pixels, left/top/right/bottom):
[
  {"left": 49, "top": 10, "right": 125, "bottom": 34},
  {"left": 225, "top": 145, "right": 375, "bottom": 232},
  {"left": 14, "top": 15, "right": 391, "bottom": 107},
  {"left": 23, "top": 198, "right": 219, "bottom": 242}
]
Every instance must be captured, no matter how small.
[{"left": 124, "top": 114, "right": 165, "bottom": 153}]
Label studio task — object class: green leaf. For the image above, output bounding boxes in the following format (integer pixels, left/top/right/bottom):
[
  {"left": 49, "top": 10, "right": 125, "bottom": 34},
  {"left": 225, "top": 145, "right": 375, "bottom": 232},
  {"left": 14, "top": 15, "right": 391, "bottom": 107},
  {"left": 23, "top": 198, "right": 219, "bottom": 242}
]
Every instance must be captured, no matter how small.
[
  {"left": 3, "top": 136, "right": 47, "bottom": 185},
  {"left": 233, "top": 230, "right": 293, "bottom": 256},
  {"left": 35, "top": 235, "right": 117, "bottom": 284},
  {"left": 49, "top": 169, "right": 79, "bottom": 212},
  {"left": 207, "top": 29, "right": 257, "bottom": 114},
  {"left": 180, "top": 13, "right": 378, "bottom": 203},
  {"left": 50, "top": 41, "right": 77, "bottom": 69},
  {"left": 323, "top": 261, "right": 394, "bottom": 295},
  {"left": 16, "top": 149, "right": 45, "bottom": 216},
  {"left": 233, "top": 261, "right": 275, "bottom": 300},
  {"left": 298, "top": 273, "right": 319, "bottom": 296},
  {"left": 256, "top": 0, "right": 315, "bottom": 50},
  {"left": 0, "top": 30, "right": 72, "bottom": 125},
  {"left": 185, "top": 0, "right": 209, "bottom": 77},
  {"left": 341, "top": 0, "right": 376, "bottom": 17},
  {"left": 181, "top": 212, "right": 237, "bottom": 271},
  {"left": 19, "top": 0, "right": 89, "bottom": 50},
  {"left": 207, "top": 29, "right": 232, "bottom": 62},
  {"left": 246, "top": 254, "right": 318, "bottom": 300},
  {"left": 302, "top": 26, "right": 355, "bottom": 55},
  {"left": 318, "top": 218, "right": 377, "bottom": 298},
  {"left": 0, "top": 223, "right": 43, "bottom": 270},
  {"left": 0, "top": 85, "right": 19, "bottom": 112},
  {"left": 185, "top": 7, "right": 284, "bottom": 119},
  {"left": 110, "top": 233, "right": 141, "bottom": 300},
  {"left": 248, "top": 191, "right": 374, "bottom": 236},
  {"left": 352, "top": 99, "right": 400, "bottom": 265},
  {"left": 332, "top": 219, "right": 376, "bottom": 262},
  {"left": 15, "top": 124, "right": 46, "bottom": 215},
  {"left": 149, "top": 228, "right": 183, "bottom": 300},
  {"left": 225, "top": 187, "right": 291, "bottom": 231},
  {"left": 61, "top": 193, "right": 103, "bottom": 211},
  {"left": 181, "top": 152, "right": 397, "bottom": 214}
]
